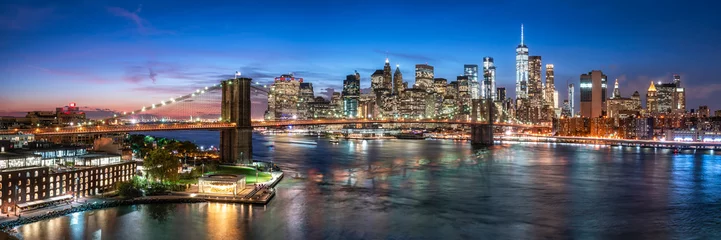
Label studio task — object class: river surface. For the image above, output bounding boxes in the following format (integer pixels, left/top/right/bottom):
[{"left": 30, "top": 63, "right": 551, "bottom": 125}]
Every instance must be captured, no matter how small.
[{"left": 14, "top": 132, "right": 721, "bottom": 240}]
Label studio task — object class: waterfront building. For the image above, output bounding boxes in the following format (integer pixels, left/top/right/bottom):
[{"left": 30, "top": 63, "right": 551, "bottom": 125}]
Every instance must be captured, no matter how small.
[
  {"left": 464, "top": 64, "right": 480, "bottom": 99},
  {"left": 0, "top": 144, "right": 136, "bottom": 214},
  {"left": 646, "top": 81, "right": 658, "bottom": 114},
  {"left": 516, "top": 25, "right": 529, "bottom": 99},
  {"left": 483, "top": 57, "right": 497, "bottom": 100},
  {"left": 393, "top": 65, "right": 403, "bottom": 95},
  {"left": 635, "top": 117, "right": 654, "bottom": 139},
  {"left": 557, "top": 117, "right": 589, "bottom": 136},
  {"left": 265, "top": 74, "right": 302, "bottom": 120},
  {"left": 414, "top": 64, "right": 434, "bottom": 91},
  {"left": 308, "top": 97, "right": 332, "bottom": 119},
  {"left": 580, "top": 70, "right": 607, "bottom": 118},
  {"left": 342, "top": 73, "right": 360, "bottom": 118},
  {"left": 298, "top": 82, "right": 314, "bottom": 119}
]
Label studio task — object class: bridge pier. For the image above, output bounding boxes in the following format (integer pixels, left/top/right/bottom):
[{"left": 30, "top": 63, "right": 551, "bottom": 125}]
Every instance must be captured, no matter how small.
[
  {"left": 221, "top": 77, "right": 253, "bottom": 164},
  {"left": 470, "top": 99, "right": 495, "bottom": 146}
]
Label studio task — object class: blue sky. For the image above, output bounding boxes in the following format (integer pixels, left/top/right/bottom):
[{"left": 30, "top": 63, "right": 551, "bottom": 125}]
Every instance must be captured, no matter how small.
[{"left": 1, "top": 0, "right": 720, "bottom": 118}]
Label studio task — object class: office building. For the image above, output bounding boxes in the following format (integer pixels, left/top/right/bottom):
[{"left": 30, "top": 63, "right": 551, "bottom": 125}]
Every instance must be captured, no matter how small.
[
  {"left": 393, "top": 65, "right": 403, "bottom": 94},
  {"left": 646, "top": 81, "right": 658, "bottom": 114},
  {"left": 265, "top": 74, "right": 302, "bottom": 120},
  {"left": 383, "top": 58, "right": 392, "bottom": 90},
  {"left": 464, "top": 64, "right": 479, "bottom": 99},
  {"left": 483, "top": 57, "right": 496, "bottom": 100},
  {"left": 342, "top": 73, "right": 360, "bottom": 118},
  {"left": 414, "top": 64, "right": 434, "bottom": 91},
  {"left": 545, "top": 64, "right": 556, "bottom": 107},
  {"left": 528, "top": 56, "right": 543, "bottom": 102},
  {"left": 579, "top": 70, "right": 607, "bottom": 118},
  {"left": 496, "top": 87, "right": 506, "bottom": 102},
  {"left": 568, "top": 83, "right": 575, "bottom": 117},
  {"left": 699, "top": 105, "right": 710, "bottom": 118}
]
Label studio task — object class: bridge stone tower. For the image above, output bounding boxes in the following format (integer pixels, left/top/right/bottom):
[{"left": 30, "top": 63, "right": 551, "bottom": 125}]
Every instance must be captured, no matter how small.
[
  {"left": 220, "top": 77, "right": 253, "bottom": 164},
  {"left": 471, "top": 99, "right": 494, "bottom": 146}
]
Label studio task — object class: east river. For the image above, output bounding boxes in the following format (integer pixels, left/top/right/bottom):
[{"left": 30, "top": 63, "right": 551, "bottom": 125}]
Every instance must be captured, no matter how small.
[{"left": 14, "top": 132, "right": 721, "bottom": 239}]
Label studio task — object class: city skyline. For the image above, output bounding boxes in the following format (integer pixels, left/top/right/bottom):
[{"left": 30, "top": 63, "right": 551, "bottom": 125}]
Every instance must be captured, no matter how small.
[{"left": 2, "top": 1, "right": 721, "bottom": 119}]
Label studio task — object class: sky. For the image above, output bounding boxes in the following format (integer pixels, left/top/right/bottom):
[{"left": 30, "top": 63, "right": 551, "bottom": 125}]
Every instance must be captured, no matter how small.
[{"left": 1, "top": 0, "right": 721, "bottom": 119}]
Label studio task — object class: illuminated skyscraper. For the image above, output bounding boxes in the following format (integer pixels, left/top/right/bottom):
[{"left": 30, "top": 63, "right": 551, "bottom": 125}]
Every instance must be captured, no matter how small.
[
  {"left": 342, "top": 73, "right": 360, "bottom": 118},
  {"left": 544, "top": 64, "right": 556, "bottom": 107},
  {"left": 414, "top": 64, "right": 434, "bottom": 90},
  {"left": 528, "top": 56, "right": 542, "bottom": 101},
  {"left": 568, "top": 83, "right": 575, "bottom": 117},
  {"left": 646, "top": 81, "right": 657, "bottom": 114},
  {"left": 612, "top": 79, "right": 621, "bottom": 99},
  {"left": 393, "top": 65, "right": 403, "bottom": 94},
  {"left": 580, "top": 70, "right": 607, "bottom": 118},
  {"left": 464, "top": 64, "right": 479, "bottom": 99},
  {"left": 383, "top": 58, "right": 392, "bottom": 90},
  {"left": 516, "top": 24, "right": 529, "bottom": 99},
  {"left": 483, "top": 57, "right": 496, "bottom": 100}
]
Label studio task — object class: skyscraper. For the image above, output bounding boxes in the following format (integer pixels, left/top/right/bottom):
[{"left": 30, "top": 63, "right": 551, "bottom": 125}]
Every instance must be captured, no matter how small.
[
  {"left": 383, "top": 58, "right": 392, "bottom": 90},
  {"left": 646, "top": 81, "right": 657, "bottom": 114},
  {"left": 496, "top": 87, "right": 506, "bottom": 102},
  {"left": 673, "top": 75, "right": 685, "bottom": 111},
  {"left": 568, "top": 83, "right": 575, "bottom": 117},
  {"left": 371, "top": 70, "right": 385, "bottom": 92},
  {"left": 612, "top": 79, "right": 621, "bottom": 99},
  {"left": 393, "top": 65, "right": 403, "bottom": 94},
  {"left": 515, "top": 24, "right": 529, "bottom": 99},
  {"left": 342, "top": 73, "right": 360, "bottom": 118},
  {"left": 580, "top": 70, "right": 607, "bottom": 118},
  {"left": 414, "top": 64, "right": 434, "bottom": 90},
  {"left": 464, "top": 64, "right": 479, "bottom": 99},
  {"left": 483, "top": 57, "right": 496, "bottom": 100},
  {"left": 544, "top": 64, "right": 556, "bottom": 107},
  {"left": 528, "top": 56, "right": 543, "bottom": 101}
]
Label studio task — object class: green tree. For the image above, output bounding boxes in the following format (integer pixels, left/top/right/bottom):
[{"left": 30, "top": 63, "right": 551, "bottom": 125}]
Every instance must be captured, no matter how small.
[{"left": 144, "top": 148, "right": 181, "bottom": 182}]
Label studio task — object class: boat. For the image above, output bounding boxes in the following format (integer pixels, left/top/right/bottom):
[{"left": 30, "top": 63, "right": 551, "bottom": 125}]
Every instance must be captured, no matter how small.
[
  {"left": 395, "top": 132, "right": 426, "bottom": 140},
  {"left": 329, "top": 138, "right": 340, "bottom": 143}
]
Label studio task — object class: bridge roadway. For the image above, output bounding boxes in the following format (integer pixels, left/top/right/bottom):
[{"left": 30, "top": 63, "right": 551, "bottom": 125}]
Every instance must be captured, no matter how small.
[
  {"left": 501, "top": 135, "right": 721, "bottom": 149},
  {"left": 1, "top": 119, "right": 540, "bottom": 136}
]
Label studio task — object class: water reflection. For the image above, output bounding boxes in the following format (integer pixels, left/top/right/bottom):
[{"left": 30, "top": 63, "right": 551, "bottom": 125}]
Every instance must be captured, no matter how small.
[{"left": 15, "top": 135, "right": 721, "bottom": 239}]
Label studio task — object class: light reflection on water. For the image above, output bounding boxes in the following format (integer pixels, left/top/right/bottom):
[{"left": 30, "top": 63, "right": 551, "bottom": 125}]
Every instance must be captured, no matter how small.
[{"left": 14, "top": 134, "right": 721, "bottom": 239}]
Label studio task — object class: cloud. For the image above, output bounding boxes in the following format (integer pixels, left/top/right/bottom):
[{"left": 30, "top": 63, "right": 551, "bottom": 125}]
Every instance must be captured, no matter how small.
[
  {"left": 107, "top": 5, "right": 172, "bottom": 35},
  {"left": 686, "top": 84, "right": 721, "bottom": 99},
  {"left": 0, "top": 5, "right": 54, "bottom": 30},
  {"left": 373, "top": 50, "right": 434, "bottom": 62},
  {"left": 148, "top": 68, "right": 157, "bottom": 83},
  {"left": 28, "top": 65, "right": 111, "bottom": 84}
]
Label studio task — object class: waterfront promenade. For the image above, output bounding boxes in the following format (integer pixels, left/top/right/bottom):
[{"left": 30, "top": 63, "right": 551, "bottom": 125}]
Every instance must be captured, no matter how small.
[{"left": 501, "top": 135, "right": 721, "bottom": 150}]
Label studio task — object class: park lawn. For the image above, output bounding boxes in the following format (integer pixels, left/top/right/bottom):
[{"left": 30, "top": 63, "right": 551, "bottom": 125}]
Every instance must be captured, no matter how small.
[{"left": 211, "top": 165, "right": 273, "bottom": 184}]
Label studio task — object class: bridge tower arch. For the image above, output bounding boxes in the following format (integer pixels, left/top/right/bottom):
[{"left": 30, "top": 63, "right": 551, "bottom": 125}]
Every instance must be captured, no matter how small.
[
  {"left": 471, "top": 99, "right": 494, "bottom": 146},
  {"left": 220, "top": 77, "right": 253, "bottom": 164}
]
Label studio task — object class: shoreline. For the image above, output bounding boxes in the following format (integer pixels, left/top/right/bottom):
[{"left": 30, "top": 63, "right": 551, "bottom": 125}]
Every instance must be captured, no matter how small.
[
  {"left": 1, "top": 171, "right": 285, "bottom": 238},
  {"left": 0, "top": 197, "right": 207, "bottom": 238}
]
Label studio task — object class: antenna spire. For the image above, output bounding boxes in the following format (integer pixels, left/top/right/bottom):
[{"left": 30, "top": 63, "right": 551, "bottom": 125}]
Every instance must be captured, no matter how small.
[{"left": 521, "top": 24, "right": 524, "bottom": 45}]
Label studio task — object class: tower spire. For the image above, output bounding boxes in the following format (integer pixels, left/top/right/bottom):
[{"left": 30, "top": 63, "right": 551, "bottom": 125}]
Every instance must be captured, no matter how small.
[{"left": 521, "top": 24, "right": 524, "bottom": 45}]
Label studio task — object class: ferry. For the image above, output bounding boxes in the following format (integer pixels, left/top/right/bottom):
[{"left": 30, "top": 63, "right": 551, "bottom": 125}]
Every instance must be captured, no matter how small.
[
  {"left": 329, "top": 138, "right": 340, "bottom": 144},
  {"left": 395, "top": 132, "right": 426, "bottom": 140}
]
